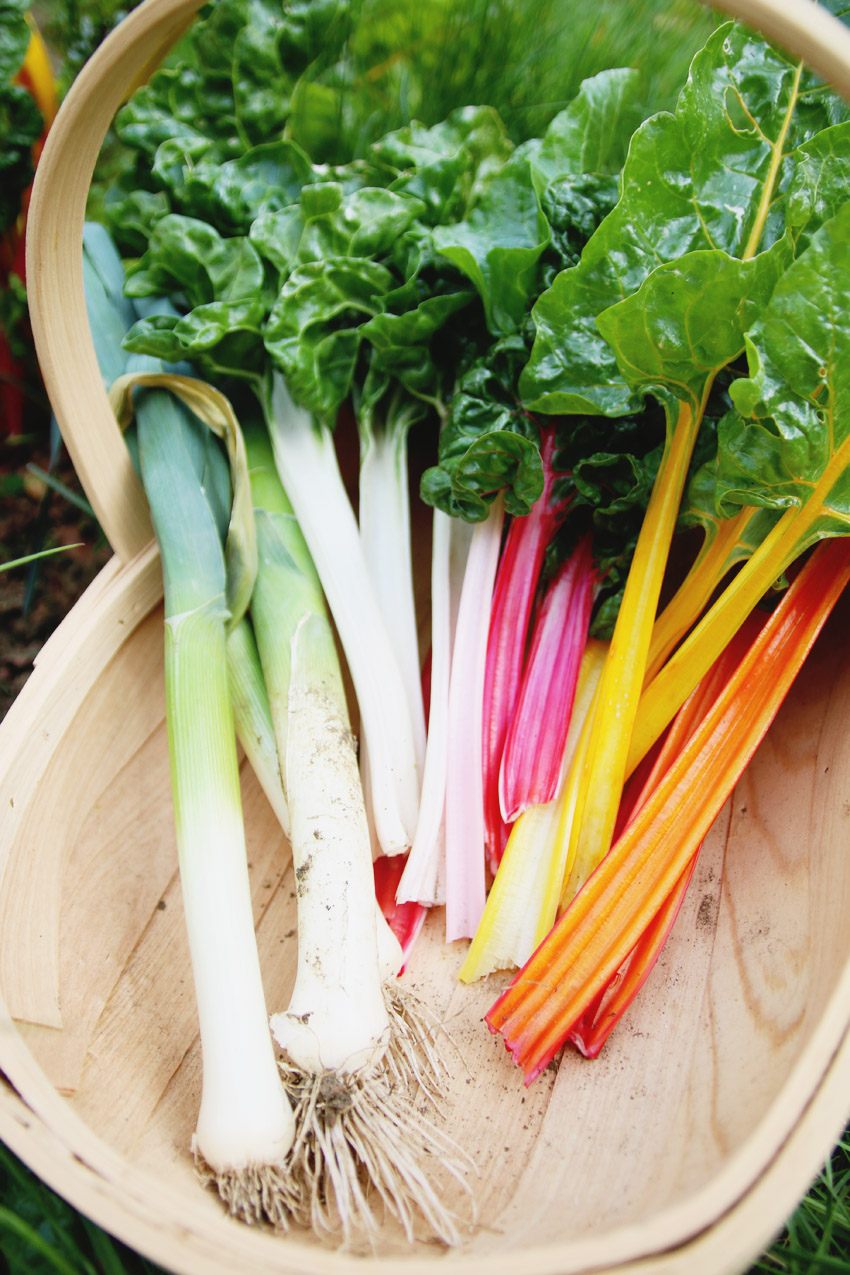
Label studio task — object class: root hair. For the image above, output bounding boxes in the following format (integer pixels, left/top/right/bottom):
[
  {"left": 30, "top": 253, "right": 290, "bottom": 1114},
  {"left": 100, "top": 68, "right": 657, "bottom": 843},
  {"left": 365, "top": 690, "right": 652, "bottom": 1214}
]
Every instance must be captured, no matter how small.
[{"left": 193, "top": 1150, "right": 299, "bottom": 1229}]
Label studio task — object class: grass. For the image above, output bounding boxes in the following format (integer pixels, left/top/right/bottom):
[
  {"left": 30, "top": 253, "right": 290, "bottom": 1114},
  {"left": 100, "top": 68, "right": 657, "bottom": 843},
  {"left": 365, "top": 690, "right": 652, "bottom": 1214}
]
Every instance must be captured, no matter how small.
[
  {"left": 754, "top": 1135, "right": 850, "bottom": 1275},
  {"left": 0, "top": 1142, "right": 164, "bottom": 1274}
]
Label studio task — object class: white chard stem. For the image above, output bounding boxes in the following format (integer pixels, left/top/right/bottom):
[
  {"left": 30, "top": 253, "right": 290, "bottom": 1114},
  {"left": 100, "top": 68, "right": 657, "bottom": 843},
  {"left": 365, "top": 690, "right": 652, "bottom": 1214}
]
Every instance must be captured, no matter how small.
[
  {"left": 267, "top": 375, "right": 420, "bottom": 855},
  {"left": 398, "top": 509, "right": 473, "bottom": 905},
  {"left": 359, "top": 424, "right": 427, "bottom": 770}
]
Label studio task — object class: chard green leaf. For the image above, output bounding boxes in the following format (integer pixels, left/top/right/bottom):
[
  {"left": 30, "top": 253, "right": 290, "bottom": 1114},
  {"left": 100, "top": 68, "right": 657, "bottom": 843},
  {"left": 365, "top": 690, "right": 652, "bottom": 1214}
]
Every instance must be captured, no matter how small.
[
  {"left": 573, "top": 445, "right": 662, "bottom": 520},
  {"left": 361, "top": 291, "right": 472, "bottom": 394},
  {"left": 178, "top": 142, "right": 317, "bottom": 234},
  {"left": 287, "top": 80, "right": 347, "bottom": 163},
  {"left": 0, "top": 0, "right": 30, "bottom": 78},
  {"left": 718, "top": 204, "right": 850, "bottom": 545},
  {"left": 371, "top": 107, "right": 513, "bottom": 223},
  {"left": 787, "top": 121, "right": 850, "bottom": 251},
  {"left": 541, "top": 172, "right": 619, "bottom": 277},
  {"left": 0, "top": 84, "right": 42, "bottom": 232},
  {"left": 104, "top": 187, "right": 171, "bottom": 258},
  {"left": 524, "top": 67, "right": 642, "bottom": 183},
  {"left": 123, "top": 311, "right": 268, "bottom": 384},
  {"left": 151, "top": 135, "right": 214, "bottom": 199},
  {"left": 274, "top": 0, "right": 357, "bottom": 74},
  {"left": 252, "top": 185, "right": 427, "bottom": 274},
  {"left": 114, "top": 68, "right": 239, "bottom": 166},
  {"left": 125, "top": 215, "right": 266, "bottom": 309},
  {"left": 520, "top": 22, "right": 845, "bottom": 416},
  {"left": 595, "top": 245, "right": 790, "bottom": 401},
  {"left": 679, "top": 454, "right": 781, "bottom": 557},
  {"left": 231, "top": 0, "right": 299, "bottom": 147},
  {"left": 249, "top": 205, "right": 312, "bottom": 276},
  {"left": 421, "top": 428, "right": 543, "bottom": 521},
  {"left": 264, "top": 258, "right": 394, "bottom": 417},
  {"left": 420, "top": 332, "right": 542, "bottom": 518},
  {"left": 433, "top": 156, "right": 551, "bottom": 335}
]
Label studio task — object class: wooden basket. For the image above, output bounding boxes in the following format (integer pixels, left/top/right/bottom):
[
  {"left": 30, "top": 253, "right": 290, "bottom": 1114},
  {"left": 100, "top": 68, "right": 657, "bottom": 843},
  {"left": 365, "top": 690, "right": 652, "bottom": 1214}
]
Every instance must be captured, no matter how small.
[{"left": 5, "top": 1, "right": 850, "bottom": 1271}]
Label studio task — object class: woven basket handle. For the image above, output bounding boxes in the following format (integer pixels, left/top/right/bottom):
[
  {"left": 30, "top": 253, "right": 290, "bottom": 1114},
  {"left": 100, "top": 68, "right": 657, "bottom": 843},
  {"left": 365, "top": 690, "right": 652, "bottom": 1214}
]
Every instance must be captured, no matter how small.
[
  {"left": 25, "top": 0, "right": 850, "bottom": 564},
  {"left": 27, "top": 0, "right": 204, "bottom": 563}
]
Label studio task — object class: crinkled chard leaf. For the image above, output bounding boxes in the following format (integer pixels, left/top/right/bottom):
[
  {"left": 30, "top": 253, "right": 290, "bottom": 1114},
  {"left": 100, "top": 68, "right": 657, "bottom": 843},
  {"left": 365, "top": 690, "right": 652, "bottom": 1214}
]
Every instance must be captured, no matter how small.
[
  {"left": 520, "top": 22, "right": 847, "bottom": 416},
  {"left": 431, "top": 72, "right": 641, "bottom": 340},
  {"left": 717, "top": 205, "right": 850, "bottom": 544},
  {"left": 421, "top": 429, "right": 543, "bottom": 522},
  {"left": 263, "top": 258, "right": 394, "bottom": 418},
  {"left": 125, "top": 215, "right": 267, "bottom": 310},
  {"left": 420, "top": 332, "right": 543, "bottom": 519},
  {"left": 178, "top": 142, "right": 318, "bottom": 234},
  {"left": 433, "top": 156, "right": 551, "bottom": 336},
  {"left": 251, "top": 185, "right": 426, "bottom": 275},
  {"left": 370, "top": 107, "right": 514, "bottom": 224},
  {"left": 361, "top": 291, "right": 473, "bottom": 396},
  {"left": 594, "top": 245, "right": 790, "bottom": 402}
]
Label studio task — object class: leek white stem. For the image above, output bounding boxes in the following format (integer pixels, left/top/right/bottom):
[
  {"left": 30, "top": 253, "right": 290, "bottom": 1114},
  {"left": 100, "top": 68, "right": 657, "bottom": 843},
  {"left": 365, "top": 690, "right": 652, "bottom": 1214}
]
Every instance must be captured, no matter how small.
[
  {"left": 270, "top": 613, "right": 391, "bottom": 1075},
  {"left": 243, "top": 420, "right": 465, "bottom": 1243}
]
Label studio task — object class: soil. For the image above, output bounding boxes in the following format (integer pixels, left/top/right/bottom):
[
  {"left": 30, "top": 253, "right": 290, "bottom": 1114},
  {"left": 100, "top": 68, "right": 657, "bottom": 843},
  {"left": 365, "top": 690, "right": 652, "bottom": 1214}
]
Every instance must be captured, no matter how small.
[{"left": 0, "top": 429, "right": 112, "bottom": 720}]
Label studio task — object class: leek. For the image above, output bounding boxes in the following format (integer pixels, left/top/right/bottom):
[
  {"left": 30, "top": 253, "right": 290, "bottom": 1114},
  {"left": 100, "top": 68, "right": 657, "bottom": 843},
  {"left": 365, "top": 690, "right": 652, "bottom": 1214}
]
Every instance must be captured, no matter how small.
[
  {"left": 129, "top": 378, "right": 295, "bottom": 1223},
  {"left": 242, "top": 419, "right": 465, "bottom": 1244}
]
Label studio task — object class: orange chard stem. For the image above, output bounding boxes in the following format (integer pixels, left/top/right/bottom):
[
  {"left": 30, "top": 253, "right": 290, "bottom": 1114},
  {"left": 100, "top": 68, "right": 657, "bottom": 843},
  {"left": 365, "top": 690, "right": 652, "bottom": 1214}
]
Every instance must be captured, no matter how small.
[
  {"left": 486, "top": 536, "right": 850, "bottom": 1082},
  {"left": 568, "top": 856, "right": 698, "bottom": 1059},
  {"left": 567, "top": 612, "right": 765, "bottom": 1055}
]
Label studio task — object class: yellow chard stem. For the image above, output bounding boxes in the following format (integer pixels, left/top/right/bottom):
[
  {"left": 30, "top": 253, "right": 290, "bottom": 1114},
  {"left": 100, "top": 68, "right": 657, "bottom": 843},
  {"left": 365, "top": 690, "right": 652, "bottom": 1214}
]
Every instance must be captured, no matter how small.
[
  {"left": 645, "top": 505, "right": 763, "bottom": 683},
  {"left": 629, "top": 431, "right": 850, "bottom": 776},
  {"left": 624, "top": 60, "right": 807, "bottom": 773},
  {"left": 564, "top": 395, "right": 706, "bottom": 891}
]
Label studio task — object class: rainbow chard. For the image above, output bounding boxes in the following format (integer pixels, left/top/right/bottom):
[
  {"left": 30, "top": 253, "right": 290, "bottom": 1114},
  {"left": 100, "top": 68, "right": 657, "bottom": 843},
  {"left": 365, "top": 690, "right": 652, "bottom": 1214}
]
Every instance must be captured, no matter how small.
[
  {"left": 488, "top": 535, "right": 850, "bottom": 1082},
  {"left": 520, "top": 19, "right": 850, "bottom": 901},
  {"left": 630, "top": 199, "right": 850, "bottom": 772}
]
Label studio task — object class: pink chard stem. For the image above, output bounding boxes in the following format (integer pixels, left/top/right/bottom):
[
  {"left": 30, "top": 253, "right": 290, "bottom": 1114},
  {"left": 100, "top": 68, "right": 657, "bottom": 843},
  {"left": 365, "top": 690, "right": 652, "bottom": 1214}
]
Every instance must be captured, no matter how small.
[
  {"left": 499, "top": 533, "right": 596, "bottom": 823},
  {"left": 482, "top": 425, "right": 569, "bottom": 872}
]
